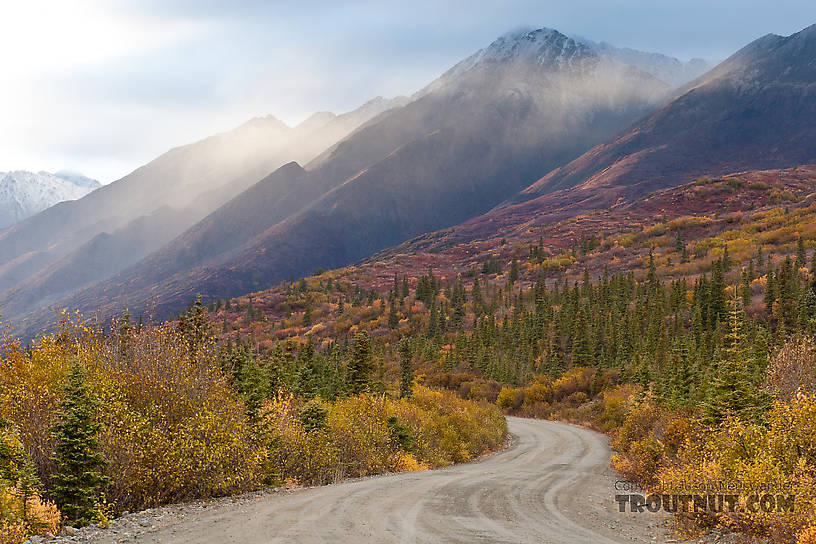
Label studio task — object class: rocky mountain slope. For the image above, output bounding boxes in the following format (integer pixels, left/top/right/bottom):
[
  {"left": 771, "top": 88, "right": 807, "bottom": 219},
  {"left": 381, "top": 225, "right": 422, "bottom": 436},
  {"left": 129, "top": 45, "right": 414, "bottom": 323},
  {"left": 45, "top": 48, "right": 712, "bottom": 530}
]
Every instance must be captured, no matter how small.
[{"left": 0, "top": 170, "right": 100, "bottom": 228}]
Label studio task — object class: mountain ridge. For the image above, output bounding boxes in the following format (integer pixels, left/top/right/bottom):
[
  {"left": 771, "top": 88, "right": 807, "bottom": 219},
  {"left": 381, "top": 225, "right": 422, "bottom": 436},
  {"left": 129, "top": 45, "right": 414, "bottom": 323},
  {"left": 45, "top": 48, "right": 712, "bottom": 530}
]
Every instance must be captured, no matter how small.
[
  {"left": 0, "top": 97, "right": 407, "bottom": 318},
  {"left": 0, "top": 170, "right": 101, "bottom": 229},
  {"left": 519, "top": 22, "right": 816, "bottom": 202}
]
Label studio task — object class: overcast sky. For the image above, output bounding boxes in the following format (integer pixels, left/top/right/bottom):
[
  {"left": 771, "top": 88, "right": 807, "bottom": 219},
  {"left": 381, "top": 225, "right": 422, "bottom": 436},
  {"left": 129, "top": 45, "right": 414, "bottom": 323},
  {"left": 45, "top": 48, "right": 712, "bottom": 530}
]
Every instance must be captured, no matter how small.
[{"left": 2, "top": 0, "right": 814, "bottom": 183}]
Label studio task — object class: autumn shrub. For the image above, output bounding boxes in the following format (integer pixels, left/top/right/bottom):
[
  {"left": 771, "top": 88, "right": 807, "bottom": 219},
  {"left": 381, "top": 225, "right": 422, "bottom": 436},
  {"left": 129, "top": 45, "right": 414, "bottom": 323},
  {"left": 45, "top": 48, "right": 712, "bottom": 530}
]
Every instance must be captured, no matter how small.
[
  {"left": 399, "top": 386, "right": 506, "bottom": 466},
  {"left": 610, "top": 399, "right": 666, "bottom": 485},
  {"left": 766, "top": 336, "right": 816, "bottom": 400},
  {"left": 0, "top": 317, "right": 264, "bottom": 514},
  {"left": 648, "top": 395, "right": 816, "bottom": 542},
  {"left": 457, "top": 379, "right": 502, "bottom": 403},
  {"left": 496, "top": 387, "right": 516, "bottom": 409},
  {"left": 523, "top": 376, "right": 553, "bottom": 406},
  {"left": 262, "top": 395, "right": 341, "bottom": 486},
  {"left": 596, "top": 384, "right": 638, "bottom": 432},
  {"left": 329, "top": 394, "right": 398, "bottom": 477},
  {"left": 552, "top": 367, "right": 594, "bottom": 401},
  {"left": 565, "top": 391, "right": 588, "bottom": 406},
  {"left": 0, "top": 420, "right": 60, "bottom": 544},
  {"left": 261, "top": 386, "right": 505, "bottom": 487}
]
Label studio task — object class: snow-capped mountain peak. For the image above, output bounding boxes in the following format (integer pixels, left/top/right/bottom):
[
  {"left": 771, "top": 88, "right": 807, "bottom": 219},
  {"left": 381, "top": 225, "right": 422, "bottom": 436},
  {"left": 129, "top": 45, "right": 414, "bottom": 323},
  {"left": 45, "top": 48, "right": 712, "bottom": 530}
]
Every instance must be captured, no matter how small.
[
  {"left": 447, "top": 27, "right": 598, "bottom": 79},
  {"left": 481, "top": 27, "right": 594, "bottom": 64},
  {"left": 0, "top": 170, "right": 101, "bottom": 229},
  {"left": 428, "top": 26, "right": 713, "bottom": 96}
]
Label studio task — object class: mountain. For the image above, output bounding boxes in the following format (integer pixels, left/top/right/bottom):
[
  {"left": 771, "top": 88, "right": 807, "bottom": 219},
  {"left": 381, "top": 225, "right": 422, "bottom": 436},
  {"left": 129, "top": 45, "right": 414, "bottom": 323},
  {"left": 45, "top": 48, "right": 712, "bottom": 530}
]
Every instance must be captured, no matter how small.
[
  {"left": 52, "top": 169, "right": 102, "bottom": 188},
  {"left": 0, "top": 97, "right": 406, "bottom": 315},
  {"left": 520, "top": 23, "right": 816, "bottom": 203},
  {"left": 574, "top": 37, "right": 712, "bottom": 87},
  {"left": 0, "top": 170, "right": 100, "bottom": 228},
  {"left": 12, "top": 27, "right": 680, "bottom": 333}
]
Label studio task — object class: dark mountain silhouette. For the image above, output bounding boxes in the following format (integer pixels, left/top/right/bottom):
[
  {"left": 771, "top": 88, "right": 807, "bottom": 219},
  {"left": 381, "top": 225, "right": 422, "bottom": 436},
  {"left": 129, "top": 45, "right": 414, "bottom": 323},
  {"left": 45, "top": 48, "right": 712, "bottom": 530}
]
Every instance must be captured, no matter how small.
[{"left": 521, "top": 23, "right": 816, "bottom": 201}]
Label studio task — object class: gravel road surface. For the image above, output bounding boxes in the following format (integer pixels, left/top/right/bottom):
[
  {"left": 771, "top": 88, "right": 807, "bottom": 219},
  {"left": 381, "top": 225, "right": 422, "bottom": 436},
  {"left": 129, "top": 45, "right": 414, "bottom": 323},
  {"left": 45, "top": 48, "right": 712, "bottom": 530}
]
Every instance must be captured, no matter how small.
[{"left": 58, "top": 417, "right": 672, "bottom": 543}]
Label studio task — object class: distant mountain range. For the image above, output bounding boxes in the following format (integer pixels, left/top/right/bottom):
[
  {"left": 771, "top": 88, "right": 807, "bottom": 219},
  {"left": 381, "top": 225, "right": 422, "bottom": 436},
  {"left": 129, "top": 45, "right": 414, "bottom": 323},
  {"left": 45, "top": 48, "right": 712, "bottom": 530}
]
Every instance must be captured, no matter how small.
[
  {"left": 4, "top": 23, "right": 815, "bottom": 340},
  {"left": 0, "top": 97, "right": 405, "bottom": 319},
  {"left": 0, "top": 170, "right": 100, "bottom": 229}
]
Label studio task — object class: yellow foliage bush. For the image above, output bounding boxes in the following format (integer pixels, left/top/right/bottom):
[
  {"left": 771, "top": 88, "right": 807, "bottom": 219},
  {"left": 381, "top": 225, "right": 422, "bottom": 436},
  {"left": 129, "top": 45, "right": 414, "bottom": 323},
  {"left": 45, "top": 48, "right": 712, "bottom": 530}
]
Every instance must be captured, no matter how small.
[
  {"left": 262, "top": 386, "right": 505, "bottom": 487},
  {"left": 399, "top": 386, "right": 506, "bottom": 465},
  {"left": 524, "top": 378, "right": 553, "bottom": 406},
  {"left": 596, "top": 384, "right": 637, "bottom": 432},
  {"left": 0, "top": 318, "right": 265, "bottom": 513},
  {"left": 553, "top": 367, "right": 594, "bottom": 401},
  {"left": 0, "top": 485, "right": 61, "bottom": 544},
  {"left": 496, "top": 387, "right": 516, "bottom": 409},
  {"left": 0, "top": 422, "right": 61, "bottom": 544},
  {"left": 650, "top": 395, "right": 816, "bottom": 542}
]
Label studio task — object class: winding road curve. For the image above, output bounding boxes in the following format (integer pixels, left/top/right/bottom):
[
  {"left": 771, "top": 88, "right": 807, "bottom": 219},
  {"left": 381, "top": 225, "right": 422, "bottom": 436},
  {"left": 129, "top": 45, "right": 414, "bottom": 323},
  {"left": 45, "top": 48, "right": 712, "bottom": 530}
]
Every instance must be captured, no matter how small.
[{"left": 108, "top": 418, "right": 671, "bottom": 543}]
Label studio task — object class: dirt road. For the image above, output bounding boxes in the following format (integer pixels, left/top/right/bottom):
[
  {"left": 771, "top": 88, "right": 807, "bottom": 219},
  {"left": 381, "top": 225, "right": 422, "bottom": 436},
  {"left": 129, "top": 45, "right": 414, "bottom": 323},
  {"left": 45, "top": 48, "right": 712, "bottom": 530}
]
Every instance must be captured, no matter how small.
[{"left": 77, "top": 417, "right": 671, "bottom": 543}]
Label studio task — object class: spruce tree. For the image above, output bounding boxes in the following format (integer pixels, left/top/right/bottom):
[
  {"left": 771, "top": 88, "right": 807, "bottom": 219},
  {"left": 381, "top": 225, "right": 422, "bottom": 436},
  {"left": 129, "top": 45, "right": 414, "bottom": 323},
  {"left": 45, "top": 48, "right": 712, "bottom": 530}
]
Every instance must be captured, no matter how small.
[
  {"left": 117, "top": 310, "right": 134, "bottom": 362},
  {"left": 670, "top": 340, "right": 693, "bottom": 405},
  {"left": 388, "top": 296, "right": 399, "bottom": 329},
  {"left": 702, "top": 297, "right": 769, "bottom": 426},
  {"left": 295, "top": 339, "right": 319, "bottom": 398},
  {"left": 508, "top": 258, "right": 519, "bottom": 286},
  {"left": 740, "top": 269, "right": 752, "bottom": 309},
  {"left": 797, "top": 237, "right": 807, "bottom": 270},
  {"left": 571, "top": 305, "right": 593, "bottom": 366},
  {"left": 51, "top": 363, "right": 110, "bottom": 527},
  {"left": 346, "top": 331, "right": 373, "bottom": 395},
  {"left": 633, "top": 356, "right": 652, "bottom": 401},
  {"left": 398, "top": 337, "right": 414, "bottom": 399},
  {"left": 472, "top": 277, "right": 484, "bottom": 316},
  {"left": 709, "top": 261, "right": 726, "bottom": 325},
  {"left": 765, "top": 270, "right": 777, "bottom": 312},
  {"left": 184, "top": 293, "right": 212, "bottom": 362}
]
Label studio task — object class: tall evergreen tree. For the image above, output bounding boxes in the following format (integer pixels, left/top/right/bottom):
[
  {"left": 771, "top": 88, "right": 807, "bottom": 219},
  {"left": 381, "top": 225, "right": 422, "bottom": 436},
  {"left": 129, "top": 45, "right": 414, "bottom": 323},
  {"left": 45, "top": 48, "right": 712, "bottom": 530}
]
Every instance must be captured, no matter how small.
[
  {"left": 401, "top": 277, "right": 410, "bottom": 300},
  {"left": 388, "top": 296, "right": 399, "bottom": 329},
  {"left": 295, "top": 339, "right": 319, "bottom": 398},
  {"left": 183, "top": 293, "right": 212, "bottom": 362},
  {"left": 508, "top": 258, "right": 519, "bottom": 286},
  {"left": 398, "top": 337, "right": 414, "bottom": 399},
  {"left": 51, "top": 363, "right": 110, "bottom": 527},
  {"left": 708, "top": 261, "right": 726, "bottom": 325},
  {"left": 702, "top": 297, "right": 769, "bottom": 425},
  {"left": 347, "top": 332, "right": 373, "bottom": 395},
  {"left": 797, "top": 237, "right": 807, "bottom": 270}
]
